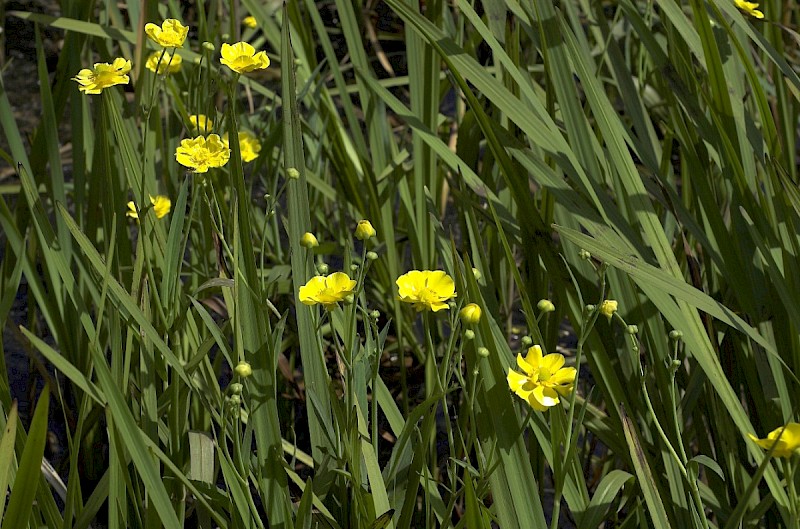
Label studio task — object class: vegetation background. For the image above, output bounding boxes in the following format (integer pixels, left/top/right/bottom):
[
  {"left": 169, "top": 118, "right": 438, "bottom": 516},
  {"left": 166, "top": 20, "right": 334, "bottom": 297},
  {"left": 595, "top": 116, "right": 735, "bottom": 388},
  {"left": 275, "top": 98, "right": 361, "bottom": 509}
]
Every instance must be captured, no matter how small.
[{"left": 1, "top": 0, "right": 800, "bottom": 528}]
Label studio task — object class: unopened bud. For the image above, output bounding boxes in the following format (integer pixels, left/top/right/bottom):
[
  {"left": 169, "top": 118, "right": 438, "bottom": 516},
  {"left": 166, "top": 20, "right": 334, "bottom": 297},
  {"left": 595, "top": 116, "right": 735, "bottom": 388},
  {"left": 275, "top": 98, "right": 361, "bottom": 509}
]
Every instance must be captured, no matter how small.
[
  {"left": 300, "top": 232, "right": 319, "bottom": 248},
  {"left": 355, "top": 220, "right": 376, "bottom": 241},
  {"left": 464, "top": 329, "right": 475, "bottom": 340},
  {"left": 287, "top": 167, "right": 300, "bottom": 179},
  {"left": 370, "top": 310, "right": 380, "bottom": 320},
  {"left": 579, "top": 249, "right": 591, "bottom": 260},
  {"left": 316, "top": 262, "right": 329, "bottom": 274},
  {"left": 234, "top": 361, "right": 252, "bottom": 378},
  {"left": 626, "top": 325, "right": 638, "bottom": 335},
  {"left": 459, "top": 303, "right": 482, "bottom": 324},
  {"left": 366, "top": 251, "right": 378, "bottom": 261},
  {"left": 229, "top": 383, "right": 243, "bottom": 395},
  {"left": 521, "top": 336, "right": 533, "bottom": 347},
  {"left": 471, "top": 268, "right": 482, "bottom": 281},
  {"left": 202, "top": 41, "right": 215, "bottom": 51},
  {"left": 477, "top": 347, "right": 490, "bottom": 358},
  {"left": 669, "top": 330, "right": 683, "bottom": 341},
  {"left": 537, "top": 299, "right": 555, "bottom": 313}
]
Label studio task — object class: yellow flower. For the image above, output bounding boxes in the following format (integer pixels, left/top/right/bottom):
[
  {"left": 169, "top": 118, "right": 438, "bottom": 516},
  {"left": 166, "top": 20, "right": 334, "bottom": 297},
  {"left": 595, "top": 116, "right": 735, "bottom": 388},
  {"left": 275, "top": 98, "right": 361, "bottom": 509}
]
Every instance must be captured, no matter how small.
[
  {"left": 300, "top": 232, "right": 319, "bottom": 248},
  {"left": 127, "top": 195, "right": 172, "bottom": 220},
  {"left": 72, "top": 58, "right": 131, "bottom": 94},
  {"left": 145, "top": 19, "right": 189, "bottom": 48},
  {"left": 189, "top": 114, "right": 213, "bottom": 133},
  {"left": 734, "top": 0, "right": 764, "bottom": 18},
  {"left": 243, "top": 15, "right": 258, "bottom": 28},
  {"left": 175, "top": 134, "right": 230, "bottom": 173},
  {"left": 220, "top": 42, "right": 270, "bottom": 74},
  {"left": 749, "top": 423, "right": 800, "bottom": 458},
  {"left": 222, "top": 131, "right": 261, "bottom": 162},
  {"left": 145, "top": 51, "right": 182, "bottom": 74},
  {"left": 396, "top": 270, "right": 456, "bottom": 312},
  {"left": 599, "top": 300, "right": 618, "bottom": 321},
  {"left": 299, "top": 272, "right": 357, "bottom": 310},
  {"left": 355, "top": 220, "right": 377, "bottom": 241},
  {"left": 459, "top": 303, "right": 482, "bottom": 324},
  {"left": 507, "top": 345, "right": 576, "bottom": 411}
]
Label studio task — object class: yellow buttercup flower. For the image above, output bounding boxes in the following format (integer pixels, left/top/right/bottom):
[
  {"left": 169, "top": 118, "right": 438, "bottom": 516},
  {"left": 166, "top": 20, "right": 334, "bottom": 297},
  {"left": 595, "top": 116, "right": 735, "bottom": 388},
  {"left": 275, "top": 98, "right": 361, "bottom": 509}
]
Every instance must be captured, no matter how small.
[
  {"left": 355, "top": 220, "right": 376, "bottom": 241},
  {"left": 126, "top": 195, "right": 172, "bottom": 220},
  {"left": 599, "top": 300, "right": 618, "bottom": 321},
  {"left": 72, "top": 58, "right": 131, "bottom": 94},
  {"left": 189, "top": 114, "right": 213, "bottom": 133},
  {"left": 749, "top": 423, "right": 800, "bottom": 458},
  {"left": 145, "top": 19, "right": 189, "bottom": 48},
  {"left": 145, "top": 51, "right": 182, "bottom": 74},
  {"left": 507, "top": 345, "right": 576, "bottom": 411},
  {"left": 734, "top": 0, "right": 764, "bottom": 18},
  {"left": 299, "top": 272, "right": 357, "bottom": 310},
  {"left": 175, "top": 134, "right": 230, "bottom": 173},
  {"left": 222, "top": 131, "right": 261, "bottom": 162},
  {"left": 243, "top": 15, "right": 258, "bottom": 28},
  {"left": 396, "top": 270, "right": 456, "bottom": 312},
  {"left": 220, "top": 42, "right": 270, "bottom": 74},
  {"left": 459, "top": 303, "right": 482, "bottom": 324}
]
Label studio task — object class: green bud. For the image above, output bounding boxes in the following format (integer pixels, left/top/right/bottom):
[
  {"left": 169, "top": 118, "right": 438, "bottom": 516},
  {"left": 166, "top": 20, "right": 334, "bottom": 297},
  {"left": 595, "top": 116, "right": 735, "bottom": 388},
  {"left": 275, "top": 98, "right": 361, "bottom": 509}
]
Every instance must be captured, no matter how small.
[
  {"left": 202, "top": 41, "right": 215, "bottom": 51},
  {"left": 366, "top": 251, "right": 378, "bottom": 261},
  {"left": 234, "top": 361, "right": 252, "bottom": 378},
  {"left": 464, "top": 329, "right": 475, "bottom": 340},
  {"left": 585, "top": 304, "right": 596, "bottom": 312},
  {"left": 344, "top": 294, "right": 355, "bottom": 304},
  {"left": 350, "top": 264, "right": 359, "bottom": 272},
  {"left": 228, "top": 394, "right": 241, "bottom": 407},
  {"left": 370, "top": 310, "right": 380, "bottom": 320},
  {"left": 287, "top": 167, "right": 300, "bottom": 179},
  {"left": 477, "top": 347, "right": 490, "bottom": 358},
  {"left": 229, "top": 383, "right": 244, "bottom": 395},
  {"left": 316, "top": 262, "right": 329, "bottom": 274},
  {"left": 626, "top": 325, "right": 639, "bottom": 335},
  {"left": 669, "top": 330, "right": 683, "bottom": 341},
  {"left": 579, "top": 249, "right": 592, "bottom": 260},
  {"left": 471, "top": 267, "right": 482, "bottom": 281},
  {"left": 520, "top": 336, "right": 533, "bottom": 347},
  {"left": 300, "top": 232, "right": 319, "bottom": 248}
]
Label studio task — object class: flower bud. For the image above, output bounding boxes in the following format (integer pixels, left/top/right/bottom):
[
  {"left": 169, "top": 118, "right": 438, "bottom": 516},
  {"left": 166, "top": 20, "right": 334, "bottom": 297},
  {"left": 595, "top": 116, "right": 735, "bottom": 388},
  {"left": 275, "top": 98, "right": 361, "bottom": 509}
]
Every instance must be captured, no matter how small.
[
  {"left": 202, "top": 41, "right": 215, "bottom": 51},
  {"left": 370, "top": 310, "right": 380, "bottom": 320},
  {"left": 521, "top": 336, "right": 533, "bottom": 347},
  {"left": 355, "top": 219, "right": 376, "bottom": 241},
  {"left": 287, "top": 167, "right": 300, "bottom": 179},
  {"left": 477, "top": 347, "right": 490, "bottom": 358},
  {"left": 599, "top": 300, "right": 618, "bottom": 321},
  {"left": 585, "top": 304, "right": 596, "bottom": 312},
  {"left": 316, "top": 262, "right": 329, "bottom": 274},
  {"left": 459, "top": 303, "right": 482, "bottom": 325},
  {"left": 537, "top": 299, "right": 555, "bottom": 313},
  {"left": 464, "top": 329, "right": 475, "bottom": 340},
  {"left": 366, "top": 251, "right": 378, "bottom": 261},
  {"left": 671, "top": 359, "right": 682, "bottom": 369},
  {"left": 228, "top": 394, "right": 241, "bottom": 407},
  {"left": 344, "top": 294, "right": 355, "bottom": 304},
  {"left": 669, "top": 330, "right": 683, "bottom": 341},
  {"left": 300, "top": 232, "right": 319, "bottom": 248},
  {"left": 471, "top": 268, "right": 482, "bottom": 281},
  {"left": 579, "top": 249, "right": 592, "bottom": 260},
  {"left": 234, "top": 361, "right": 252, "bottom": 378},
  {"left": 221, "top": 33, "right": 231, "bottom": 41},
  {"left": 626, "top": 325, "right": 638, "bottom": 335},
  {"left": 229, "top": 382, "right": 243, "bottom": 395},
  {"left": 350, "top": 264, "right": 359, "bottom": 272}
]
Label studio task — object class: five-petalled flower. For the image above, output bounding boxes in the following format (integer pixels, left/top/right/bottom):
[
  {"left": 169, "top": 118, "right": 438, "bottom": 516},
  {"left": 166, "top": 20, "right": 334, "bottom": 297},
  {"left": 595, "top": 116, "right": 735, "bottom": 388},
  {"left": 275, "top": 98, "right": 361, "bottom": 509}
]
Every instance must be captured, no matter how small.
[
  {"left": 749, "top": 423, "right": 800, "bottom": 458},
  {"left": 175, "top": 134, "right": 230, "bottom": 173},
  {"left": 507, "top": 345, "right": 576, "bottom": 411},
  {"left": 145, "top": 19, "right": 189, "bottom": 48},
  {"left": 72, "top": 58, "right": 131, "bottom": 94},
  {"left": 299, "top": 272, "right": 357, "bottom": 310},
  {"left": 220, "top": 42, "right": 270, "bottom": 74},
  {"left": 396, "top": 270, "right": 456, "bottom": 312}
]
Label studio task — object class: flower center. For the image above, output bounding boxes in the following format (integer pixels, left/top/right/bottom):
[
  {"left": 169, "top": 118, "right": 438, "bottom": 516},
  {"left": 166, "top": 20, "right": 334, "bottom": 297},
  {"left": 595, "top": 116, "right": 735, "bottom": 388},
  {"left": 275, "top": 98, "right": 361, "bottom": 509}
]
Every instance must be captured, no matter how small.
[{"left": 537, "top": 367, "right": 552, "bottom": 384}]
